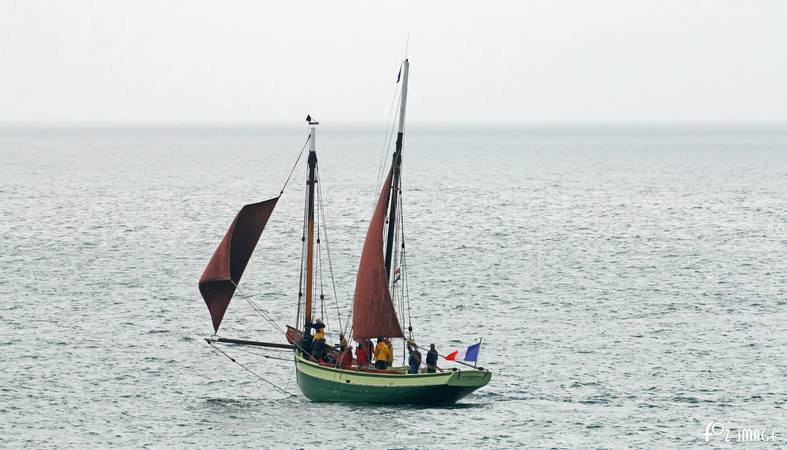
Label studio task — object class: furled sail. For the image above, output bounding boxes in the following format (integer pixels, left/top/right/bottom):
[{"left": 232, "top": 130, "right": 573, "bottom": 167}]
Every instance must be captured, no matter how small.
[
  {"left": 352, "top": 169, "right": 404, "bottom": 340},
  {"left": 199, "top": 197, "right": 278, "bottom": 332}
]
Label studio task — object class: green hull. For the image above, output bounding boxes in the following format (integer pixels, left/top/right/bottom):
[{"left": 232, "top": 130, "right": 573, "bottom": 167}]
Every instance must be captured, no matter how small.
[{"left": 294, "top": 353, "right": 491, "bottom": 405}]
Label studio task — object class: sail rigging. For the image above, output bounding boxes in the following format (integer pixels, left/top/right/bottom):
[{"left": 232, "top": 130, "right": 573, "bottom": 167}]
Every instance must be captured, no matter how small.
[
  {"left": 352, "top": 168, "right": 404, "bottom": 340},
  {"left": 199, "top": 197, "right": 279, "bottom": 332}
]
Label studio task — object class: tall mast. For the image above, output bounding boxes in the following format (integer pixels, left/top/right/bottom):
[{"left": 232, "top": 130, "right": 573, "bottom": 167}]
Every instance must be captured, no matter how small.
[
  {"left": 385, "top": 59, "right": 409, "bottom": 281},
  {"left": 304, "top": 116, "right": 319, "bottom": 332}
]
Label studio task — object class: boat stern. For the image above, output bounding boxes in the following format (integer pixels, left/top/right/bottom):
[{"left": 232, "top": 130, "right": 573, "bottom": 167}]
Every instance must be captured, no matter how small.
[{"left": 447, "top": 368, "right": 492, "bottom": 388}]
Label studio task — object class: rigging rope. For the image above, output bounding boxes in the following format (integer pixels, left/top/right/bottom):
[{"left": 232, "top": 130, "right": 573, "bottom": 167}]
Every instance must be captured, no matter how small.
[
  {"left": 280, "top": 135, "right": 310, "bottom": 195},
  {"left": 206, "top": 341, "right": 295, "bottom": 397},
  {"left": 398, "top": 178, "right": 413, "bottom": 338},
  {"left": 235, "top": 283, "right": 287, "bottom": 336},
  {"left": 226, "top": 344, "right": 293, "bottom": 361},
  {"left": 316, "top": 166, "right": 344, "bottom": 335},
  {"left": 376, "top": 78, "right": 402, "bottom": 194},
  {"left": 342, "top": 304, "right": 353, "bottom": 343},
  {"left": 283, "top": 365, "right": 296, "bottom": 391}
]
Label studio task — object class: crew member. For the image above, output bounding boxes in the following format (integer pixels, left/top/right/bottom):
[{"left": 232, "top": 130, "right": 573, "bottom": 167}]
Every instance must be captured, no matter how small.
[
  {"left": 374, "top": 337, "right": 390, "bottom": 370},
  {"left": 426, "top": 344, "right": 439, "bottom": 373},
  {"left": 311, "top": 319, "right": 326, "bottom": 361},
  {"left": 339, "top": 345, "right": 353, "bottom": 369},
  {"left": 407, "top": 341, "right": 422, "bottom": 374},
  {"left": 384, "top": 338, "right": 394, "bottom": 367},
  {"left": 364, "top": 339, "right": 374, "bottom": 362},
  {"left": 355, "top": 342, "right": 370, "bottom": 368},
  {"left": 338, "top": 333, "right": 348, "bottom": 352}
]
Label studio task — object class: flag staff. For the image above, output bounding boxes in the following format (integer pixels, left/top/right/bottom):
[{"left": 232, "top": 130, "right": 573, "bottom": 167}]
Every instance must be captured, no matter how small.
[{"left": 474, "top": 337, "right": 482, "bottom": 368}]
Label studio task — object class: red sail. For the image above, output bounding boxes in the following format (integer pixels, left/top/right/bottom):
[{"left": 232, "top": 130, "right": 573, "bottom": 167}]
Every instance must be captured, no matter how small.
[
  {"left": 199, "top": 197, "right": 278, "bottom": 332},
  {"left": 352, "top": 169, "right": 404, "bottom": 340}
]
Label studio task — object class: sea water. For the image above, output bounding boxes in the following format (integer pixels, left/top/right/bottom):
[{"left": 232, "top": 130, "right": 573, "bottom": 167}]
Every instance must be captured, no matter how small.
[{"left": 1, "top": 124, "right": 785, "bottom": 448}]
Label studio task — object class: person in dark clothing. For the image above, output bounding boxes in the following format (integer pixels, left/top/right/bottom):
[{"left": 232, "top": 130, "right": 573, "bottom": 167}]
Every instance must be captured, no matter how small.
[
  {"left": 299, "top": 333, "right": 313, "bottom": 360},
  {"left": 407, "top": 342, "right": 422, "bottom": 374},
  {"left": 311, "top": 338, "right": 326, "bottom": 362},
  {"left": 364, "top": 339, "right": 374, "bottom": 363},
  {"left": 310, "top": 319, "right": 326, "bottom": 361},
  {"left": 426, "top": 344, "right": 439, "bottom": 373}
]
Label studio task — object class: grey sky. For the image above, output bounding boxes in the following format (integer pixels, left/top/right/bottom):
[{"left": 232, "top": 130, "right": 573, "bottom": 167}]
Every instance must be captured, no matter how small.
[{"left": 1, "top": 0, "right": 785, "bottom": 124}]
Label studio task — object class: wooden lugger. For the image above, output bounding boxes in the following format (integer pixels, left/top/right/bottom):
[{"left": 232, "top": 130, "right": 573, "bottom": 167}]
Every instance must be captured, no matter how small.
[
  {"left": 198, "top": 60, "right": 494, "bottom": 404},
  {"left": 294, "top": 352, "right": 491, "bottom": 405}
]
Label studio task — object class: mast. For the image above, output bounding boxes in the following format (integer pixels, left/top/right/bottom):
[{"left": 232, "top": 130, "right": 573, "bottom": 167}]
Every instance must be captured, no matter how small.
[
  {"left": 304, "top": 117, "right": 319, "bottom": 332},
  {"left": 384, "top": 59, "right": 409, "bottom": 281}
]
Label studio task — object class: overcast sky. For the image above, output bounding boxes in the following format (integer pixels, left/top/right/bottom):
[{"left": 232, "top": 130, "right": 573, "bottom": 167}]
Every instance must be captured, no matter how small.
[{"left": 1, "top": 0, "right": 785, "bottom": 125}]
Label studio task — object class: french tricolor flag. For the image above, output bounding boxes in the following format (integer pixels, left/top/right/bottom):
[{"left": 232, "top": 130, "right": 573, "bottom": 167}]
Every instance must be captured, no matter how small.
[{"left": 444, "top": 343, "right": 481, "bottom": 362}]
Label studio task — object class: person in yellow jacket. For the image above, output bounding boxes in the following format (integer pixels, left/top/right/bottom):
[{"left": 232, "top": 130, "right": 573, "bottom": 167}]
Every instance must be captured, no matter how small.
[
  {"left": 373, "top": 337, "right": 389, "bottom": 370},
  {"left": 384, "top": 338, "right": 394, "bottom": 367},
  {"left": 313, "top": 324, "right": 325, "bottom": 341}
]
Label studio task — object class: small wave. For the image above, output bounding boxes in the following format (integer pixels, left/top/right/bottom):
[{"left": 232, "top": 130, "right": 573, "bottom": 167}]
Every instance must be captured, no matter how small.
[
  {"left": 672, "top": 395, "right": 702, "bottom": 403},
  {"left": 579, "top": 397, "right": 612, "bottom": 405}
]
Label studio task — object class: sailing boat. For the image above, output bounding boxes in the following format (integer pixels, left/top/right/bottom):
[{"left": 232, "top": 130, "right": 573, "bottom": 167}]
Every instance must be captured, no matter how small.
[{"left": 199, "top": 59, "right": 491, "bottom": 405}]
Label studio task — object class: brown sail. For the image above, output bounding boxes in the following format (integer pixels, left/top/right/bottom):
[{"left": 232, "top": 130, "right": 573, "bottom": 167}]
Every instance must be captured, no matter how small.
[
  {"left": 199, "top": 197, "right": 278, "bottom": 332},
  {"left": 352, "top": 169, "right": 404, "bottom": 340}
]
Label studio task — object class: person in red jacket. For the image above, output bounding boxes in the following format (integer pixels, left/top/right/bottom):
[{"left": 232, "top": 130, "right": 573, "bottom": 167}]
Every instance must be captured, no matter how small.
[
  {"left": 339, "top": 346, "right": 354, "bottom": 369},
  {"left": 355, "top": 342, "right": 370, "bottom": 368}
]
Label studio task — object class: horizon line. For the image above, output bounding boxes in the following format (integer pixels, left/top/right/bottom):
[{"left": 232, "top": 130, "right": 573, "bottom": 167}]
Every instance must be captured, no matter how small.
[{"left": 1, "top": 120, "right": 786, "bottom": 130}]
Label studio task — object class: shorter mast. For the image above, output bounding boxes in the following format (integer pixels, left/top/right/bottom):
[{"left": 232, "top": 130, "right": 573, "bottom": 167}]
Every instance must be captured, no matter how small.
[
  {"left": 384, "top": 59, "right": 409, "bottom": 282},
  {"left": 303, "top": 117, "right": 319, "bottom": 332}
]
